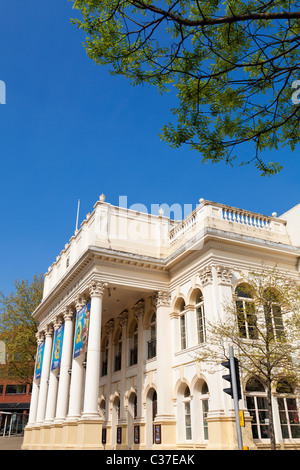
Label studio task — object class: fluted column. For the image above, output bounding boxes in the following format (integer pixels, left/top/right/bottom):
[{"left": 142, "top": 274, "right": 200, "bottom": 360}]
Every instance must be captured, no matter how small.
[
  {"left": 67, "top": 294, "right": 87, "bottom": 420},
  {"left": 54, "top": 307, "right": 74, "bottom": 422},
  {"left": 35, "top": 324, "right": 54, "bottom": 424},
  {"left": 81, "top": 281, "right": 107, "bottom": 419},
  {"left": 44, "top": 317, "right": 63, "bottom": 423},
  {"left": 27, "top": 333, "right": 44, "bottom": 425}
]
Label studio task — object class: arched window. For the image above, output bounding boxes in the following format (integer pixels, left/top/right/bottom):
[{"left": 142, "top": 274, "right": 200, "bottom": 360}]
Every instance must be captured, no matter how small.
[
  {"left": 148, "top": 312, "right": 157, "bottom": 359},
  {"left": 195, "top": 290, "right": 206, "bottom": 344},
  {"left": 130, "top": 321, "right": 138, "bottom": 366},
  {"left": 101, "top": 337, "right": 108, "bottom": 376},
  {"left": 276, "top": 379, "right": 300, "bottom": 439},
  {"left": 235, "top": 283, "right": 257, "bottom": 339},
  {"left": 178, "top": 299, "right": 187, "bottom": 350},
  {"left": 183, "top": 386, "right": 192, "bottom": 440},
  {"left": 114, "top": 330, "right": 122, "bottom": 371},
  {"left": 263, "top": 288, "right": 284, "bottom": 340},
  {"left": 245, "top": 377, "right": 269, "bottom": 439}
]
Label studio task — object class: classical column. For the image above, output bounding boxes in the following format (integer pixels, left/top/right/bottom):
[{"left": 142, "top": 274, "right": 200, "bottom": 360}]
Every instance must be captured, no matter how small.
[
  {"left": 35, "top": 324, "right": 54, "bottom": 424},
  {"left": 44, "top": 317, "right": 63, "bottom": 423},
  {"left": 135, "top": 300, "right": 144, "bottom": 418},
  {"left": 27, "top": 333, "right": 44, "bottom": 425},
  {"left": 67, "top": 294, "right": 87, "bottom": 420},
  {"left": 81, "top": 281, "right": 107, "bottom": 418},
  {"left": 54, "top": 307, "right": 74, "bottom": 422},
  {"left": 154, "top": 291, "right": 176, "bottom": 448},
  {"left": 119, "top": 310, "right": 129, "bottom": 423}
]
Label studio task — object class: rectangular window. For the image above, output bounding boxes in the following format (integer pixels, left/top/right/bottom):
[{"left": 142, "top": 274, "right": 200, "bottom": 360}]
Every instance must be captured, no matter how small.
[
  {"left": 197, "top": 305, "right": 206, "bottom": 343},
  {"left": 5, "top": 384, "right": 27, "bottom": 394},
  {"left": 147, "top": 339, "right": 156, "bottom": 359},
  {"left": 180, "top": 315, "right": 186, "bottom": 350},
  {"left": 184, "top": 402, "right": 192, "bottom": 440}
]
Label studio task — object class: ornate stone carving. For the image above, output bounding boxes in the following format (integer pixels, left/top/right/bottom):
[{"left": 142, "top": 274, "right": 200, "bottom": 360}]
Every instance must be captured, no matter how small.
[
  {"left": 198, "top": 266, "right": 213, "bottom": 286},
  {"left": 154, "top": 291, "right": 171, "bottom": 308},
  {"left": 44, "top": 323, "right": 54, "bottom": 337},
  {"left": 62, "top": 306, "right": 74, "bottom": 322},
  {"left": 75, "top": 293, "right": 87, "bottom": 312},
  {"left": 119, "top": 310, "right": 129, "bottom": 328},
  {"left": 134, "top": 300, "right": 145, "bottom": 318},
  {"left": 89, "top": 280, "right": 108, "bottom": 298},
  {"left": 216, "top": 265, "right": 233, "bottom": 285},
  {"left": 105, "top": 319, "right": 115, "bottom": 336}
]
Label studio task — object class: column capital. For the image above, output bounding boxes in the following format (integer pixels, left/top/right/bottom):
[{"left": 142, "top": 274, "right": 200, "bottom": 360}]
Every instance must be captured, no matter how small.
[
  {"left": 199, "top": 266, "right": 213, "bottom": 286},
  {"left": 44, "top": 324, "right": 54, "bottom": 337},
  {"left": 75, "top": 293, "right": 88, "bottom": 311},
  {"left": 62, "top": 306, "right": 74, "bottom": 322},
  {"left": 154, "top": 291, "right": 171, "bottom": 308},
  {"left": 54, "top": 316, "right": 63, "bottom": 330},
  {"left": 215, "top": 265, "right": 233, "bottom": 285},
  {"left": 89, "top": 280, "right": 108, "bottom": 298},
  {"left": 36, "top": 331, "right": 44, "bottom": 344}
]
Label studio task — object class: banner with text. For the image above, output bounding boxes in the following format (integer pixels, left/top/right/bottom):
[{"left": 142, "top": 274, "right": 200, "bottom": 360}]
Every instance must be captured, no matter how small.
[
  {"left": 73, "top": 301, "right": 91, "bottom": 358},
  {"left": 51, "top": 323, "right": 65, "bottom": 370},
  {"left": 35, "top": 340, "right": 45, "bottom": 380}
]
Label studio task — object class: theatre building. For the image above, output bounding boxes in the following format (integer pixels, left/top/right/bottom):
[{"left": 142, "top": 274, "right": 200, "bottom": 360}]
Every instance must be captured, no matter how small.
[{"left": 22, "top": 195, "right": 300, "bottom": 450}]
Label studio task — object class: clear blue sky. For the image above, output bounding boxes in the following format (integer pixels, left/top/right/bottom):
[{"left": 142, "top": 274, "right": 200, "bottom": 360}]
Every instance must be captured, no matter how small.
[{"left": 0, "top": 0, "right": 299, "bottom": 295}]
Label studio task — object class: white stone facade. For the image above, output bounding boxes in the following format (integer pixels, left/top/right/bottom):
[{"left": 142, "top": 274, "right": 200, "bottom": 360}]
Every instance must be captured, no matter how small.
[{"left": 22, "top": 197, "right": 300, "bottom": 450}]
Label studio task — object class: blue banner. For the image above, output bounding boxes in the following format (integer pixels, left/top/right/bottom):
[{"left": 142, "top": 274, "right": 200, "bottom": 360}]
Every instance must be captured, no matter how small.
[
  {"left": 73, "top": 301, "right": 91, "bottom": 358},
  {"left": 35, "top": 340, "right": 45, "bottom": 380},
  {"left": 51, "top": 323, "right": 65, "bottom": 370}
]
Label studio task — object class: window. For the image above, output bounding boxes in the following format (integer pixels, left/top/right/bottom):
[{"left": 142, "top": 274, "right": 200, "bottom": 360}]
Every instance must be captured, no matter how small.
[
  {"left": 235, "top": 283, "right": 257, "bottom": 339},
  {"left": 245, "top": 377, "right": 269, "bottom": 439},
  {"left": 130, "top": 322, "right": 138, "bottom": 366},
  {"left": 263, "top": 288, "right": 284, "bottom": 340},
  {"left": 148, "top": 312, "right": 156, "bottom": 359},
  {"left": 101, "top": 338, "right": 108, "bottom": 376},
  {"left": 183, "top": 386, "right": 192, "bottom": 440},
  {"left": 178, "top": 299, "right": 186, "bottom": 350},
  {"left": 201, "top": 382, "right": 209, "bottom": 440},
  {"left": 195, "top": 290, "right": 206, "bottom": 344},
  {"left": 5, "top": 384, "right": 27, "bottom": 394},
  {"left": 276, "top": 380, "right": 300, "bottom": 439},
  {"left": 114, "top": 331, "right": 122, "bottom": 371}
]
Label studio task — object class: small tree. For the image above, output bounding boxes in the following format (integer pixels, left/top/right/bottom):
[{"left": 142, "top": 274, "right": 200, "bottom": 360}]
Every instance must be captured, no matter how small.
[
  {"left": 0, "top": 274, "right": 43, "bottom": 384},
  {"left": 196, "top": 267, "right": 300, "bottom": 450}
]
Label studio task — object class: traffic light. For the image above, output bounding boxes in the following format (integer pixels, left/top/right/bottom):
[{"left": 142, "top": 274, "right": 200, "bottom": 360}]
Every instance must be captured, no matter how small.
[{"left": 222, "top": 356, "right": 242, "bottom": 400}]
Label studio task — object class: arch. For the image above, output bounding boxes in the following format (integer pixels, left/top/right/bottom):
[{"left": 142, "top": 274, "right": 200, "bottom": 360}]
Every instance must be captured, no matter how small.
[
  {"left": 128, "top": 317, "right": 138, "bottom": 337},
  {"left": 174, "top": 378, "right": 190, "bottom": 400},
  {"left": 101, "top": 333, "right": 108, "bottom": 352},
  {"left": 187, "top": 287, "right": 204, "bottom": 305},
  {"left": 144, "top": 303, "right": 156, "bottom": 330},
  {"left": 172, "top": 296, "right": 186, "bottom": 313},
  {"left": 190, "top": 374, "right": 209, "bottom": 396},
  {"left": 113, "top": 326, "right": 122, "bottom": 345},
  {"left": 245, "top": 376, "right": 266, "bottom": 392}
]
